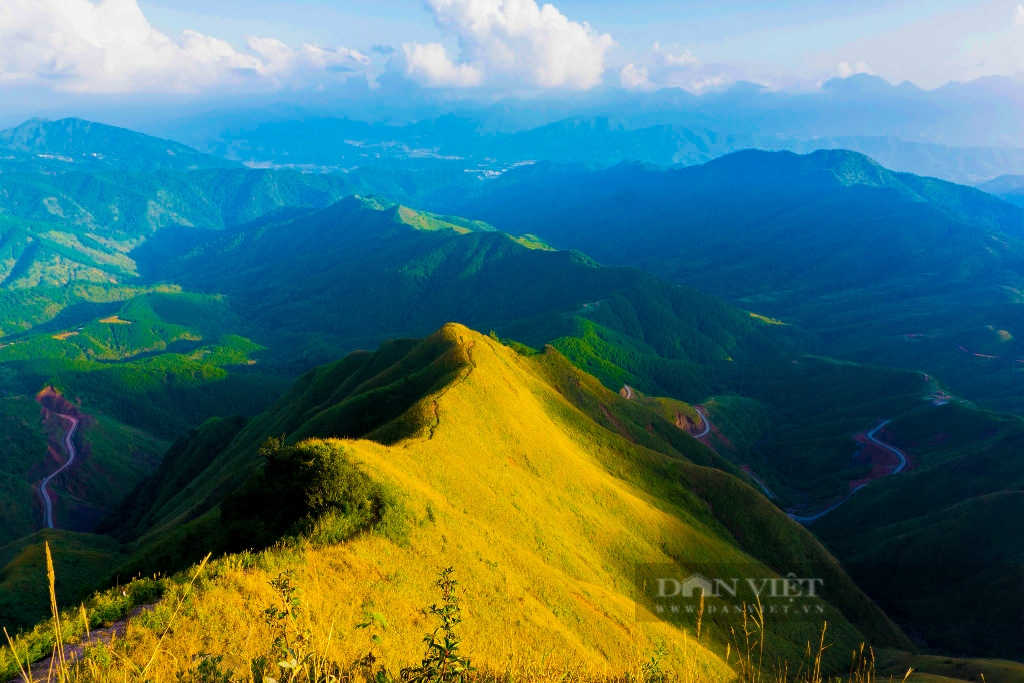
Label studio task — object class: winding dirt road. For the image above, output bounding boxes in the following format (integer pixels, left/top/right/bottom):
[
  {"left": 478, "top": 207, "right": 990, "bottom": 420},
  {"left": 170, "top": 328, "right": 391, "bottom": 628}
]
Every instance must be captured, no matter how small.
[
  {"left": 693, "top": 406, "right": 712, "bottom": 438},
  {"left": 787, "top": 419, "right": 908, "bottom": 525},
  {"left": 867, "top": 419, "right": 906, "bottom": 474},
  {"left": 38, "top": 412, "right": 79, "bottom": 529}
]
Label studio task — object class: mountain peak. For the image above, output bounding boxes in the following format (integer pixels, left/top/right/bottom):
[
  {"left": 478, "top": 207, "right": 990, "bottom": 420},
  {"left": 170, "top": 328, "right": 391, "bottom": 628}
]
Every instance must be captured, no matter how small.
[{"left": 821, "top": 73, "right": 897, "bottom": 94}]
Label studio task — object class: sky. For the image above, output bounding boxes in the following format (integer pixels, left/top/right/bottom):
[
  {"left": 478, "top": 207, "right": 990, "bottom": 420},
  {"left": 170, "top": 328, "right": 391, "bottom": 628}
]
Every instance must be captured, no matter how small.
[{"left": 1, "top": 0, "right": 1023, "bottom": 115}]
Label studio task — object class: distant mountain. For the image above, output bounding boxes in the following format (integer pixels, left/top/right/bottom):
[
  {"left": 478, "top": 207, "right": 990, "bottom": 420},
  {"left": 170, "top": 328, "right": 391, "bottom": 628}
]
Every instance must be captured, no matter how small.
[
  {"left": 0, "top": 168, "right": 352, "bottom": 335},
  {"left": 978, "top": 174, "right": 1024, "bottom": 207},
  {"left": 196, "top": 112, "right": 1024, "bottom": 183},
  {"left": 0, "top": 118, "right": 238, "bottom": 173},
  {"left": 436, "top": 149, "right": 1024, "bottom": 412},
  {"left": 776, "top": 136, "right": 1024, "bottom": 185}
]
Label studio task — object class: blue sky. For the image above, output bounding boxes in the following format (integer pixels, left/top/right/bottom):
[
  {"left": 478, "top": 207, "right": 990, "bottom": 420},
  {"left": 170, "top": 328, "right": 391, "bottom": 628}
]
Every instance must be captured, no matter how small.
[
  {"left": 0, "top": 0, "right": 1022, "bottom": 113},
  {"left": 134, "top": 0, "right": 1024, "bottom": 87}
]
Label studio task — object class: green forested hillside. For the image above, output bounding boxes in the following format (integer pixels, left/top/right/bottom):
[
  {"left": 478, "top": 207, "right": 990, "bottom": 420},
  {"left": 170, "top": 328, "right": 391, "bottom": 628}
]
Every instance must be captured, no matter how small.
[
  {"left": 0, "top": 390, "right": 167, "bottom": 538},
  {"left": 0, "top": 166, "right": 482, "bottom": 336},
  {"left": 153, "top": 197, "right": 802, "bottom": 380},
  {"left": 0, "top": 291, "right": 290, "bottom": 436},
  {"left": 0, "top": 169, "right": 354, "bottom": 330},
  {"left": 437, "top": 149, "right": 1024, "bottom": 413},
  {"left": 806, "top": 403, "right": 1024, "bottom": 657}
]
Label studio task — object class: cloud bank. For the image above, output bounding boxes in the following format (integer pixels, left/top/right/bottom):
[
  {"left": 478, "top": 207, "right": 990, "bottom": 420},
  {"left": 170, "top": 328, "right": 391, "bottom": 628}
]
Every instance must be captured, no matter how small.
[
  {"left": 0, "top": 0, "right": 369, "bottom": 93},
  {"left": 404, "top": 0, "right": 615, "bottom": 89},
  {"left": 620, "top": 43, "right": 732, "bottom": 93}
]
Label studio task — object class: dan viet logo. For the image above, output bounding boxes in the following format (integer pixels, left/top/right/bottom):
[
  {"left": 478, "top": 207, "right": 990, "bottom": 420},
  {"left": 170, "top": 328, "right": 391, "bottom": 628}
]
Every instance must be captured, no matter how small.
[
  {"left": 657, "top": 573, "right": 824, "bottom": 599},
  {"left": 636, "top": 563, "right": 831, "bottom": 623}
]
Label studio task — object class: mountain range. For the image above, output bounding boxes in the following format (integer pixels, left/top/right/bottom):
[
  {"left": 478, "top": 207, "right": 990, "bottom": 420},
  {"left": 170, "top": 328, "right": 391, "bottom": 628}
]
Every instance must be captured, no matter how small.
[
  {"left": 431, "top": 149, "right": 1024, "bottom": 413},
  {"left": 3, "top": 117, "right": 1024, "bottom": 677}
]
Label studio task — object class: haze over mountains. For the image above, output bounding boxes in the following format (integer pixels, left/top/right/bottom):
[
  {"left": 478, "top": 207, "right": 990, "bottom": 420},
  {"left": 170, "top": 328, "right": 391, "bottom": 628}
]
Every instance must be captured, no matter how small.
[
  {"left": 4, "top": 111, "right": 1024, "bottom": 679},
  {"left": 180, "top": 75, "right": 1024, "bottom": 183}
]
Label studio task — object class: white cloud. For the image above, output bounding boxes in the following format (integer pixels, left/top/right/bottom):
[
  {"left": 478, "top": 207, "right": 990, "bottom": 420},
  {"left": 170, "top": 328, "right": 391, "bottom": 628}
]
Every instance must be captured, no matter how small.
[
  {"left": 1016, "top": 4, "right": 1024, "bottom": 25},
  {"left": 404, "top": 0, "right": 615, "bottom": 89},
  {"left": 653, "top": 42, "right": 696, "bottom": 67},
  {"left": 0, "top": 0, "right": 368, "bottom": 94},
  {"left": 619, "top": 42, "right": 731, "bottom": 94},
  {"left": 619, "top": 64, "right": 653, "bottom": 91},
  {"left": 685, "top": 74, "right": 731, "bottom": 93},
  {"left": 837, "top": 60, "right": 874, "bottom": 78},
  {"left": 403, "top": 43, "right": 483, "bottom": 87},
  {"left": 248, "top": 37, "right": 369, "bottom": 78}
]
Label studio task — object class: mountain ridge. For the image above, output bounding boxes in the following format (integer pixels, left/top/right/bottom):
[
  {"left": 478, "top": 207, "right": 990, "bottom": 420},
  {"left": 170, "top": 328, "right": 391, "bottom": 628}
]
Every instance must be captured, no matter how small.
[{"left": 0, "top": 118, "right": 238, "bottom": 173}]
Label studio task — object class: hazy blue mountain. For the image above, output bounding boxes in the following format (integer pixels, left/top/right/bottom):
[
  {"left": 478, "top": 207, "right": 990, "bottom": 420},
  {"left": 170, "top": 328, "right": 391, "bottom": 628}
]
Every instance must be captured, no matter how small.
[
  {"left": 0, "top": 118, "right": 238, "bottom": 173},
  {"left": 192, "top": 111, "right": 1024, "bottom": 182},
  {"left": 776, "top": 136, "right": 1024, "bottom": 184},
  {"left": 978, "top": 174, "right": 1024, "bottom": 207}
]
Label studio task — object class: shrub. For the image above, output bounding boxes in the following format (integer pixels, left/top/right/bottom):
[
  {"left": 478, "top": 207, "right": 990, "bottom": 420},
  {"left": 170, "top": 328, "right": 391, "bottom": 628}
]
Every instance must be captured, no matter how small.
[{"left": 221, "top": 438, "right": 392, "bottom": 550}]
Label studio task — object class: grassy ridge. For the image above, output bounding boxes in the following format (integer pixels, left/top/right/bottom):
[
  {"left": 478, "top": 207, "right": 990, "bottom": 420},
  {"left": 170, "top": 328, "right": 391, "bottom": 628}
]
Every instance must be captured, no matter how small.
[{"left": 33, "top": 324, "right": 906, "bottom": 682}]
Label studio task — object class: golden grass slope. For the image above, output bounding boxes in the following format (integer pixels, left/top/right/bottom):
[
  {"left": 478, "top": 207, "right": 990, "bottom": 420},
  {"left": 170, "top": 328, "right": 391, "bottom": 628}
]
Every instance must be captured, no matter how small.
[{"left": 74, "top": 324, "right": 909, "bottom": 682}]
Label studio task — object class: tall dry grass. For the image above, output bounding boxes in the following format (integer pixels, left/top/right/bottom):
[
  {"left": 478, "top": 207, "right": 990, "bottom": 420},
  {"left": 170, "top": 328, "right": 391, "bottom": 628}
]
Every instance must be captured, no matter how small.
[{"left": 1, "top": 543, "right": 913, "bottom": 683}]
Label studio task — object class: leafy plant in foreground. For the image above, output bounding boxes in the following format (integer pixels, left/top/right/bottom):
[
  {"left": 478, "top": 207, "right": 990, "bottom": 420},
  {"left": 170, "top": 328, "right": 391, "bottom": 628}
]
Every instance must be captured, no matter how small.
[
  {"left": 402, "top": 568, "right": 474, "bottom": 683},
  {"left": 260, "top": 571, "right": 314, "bottom": 683}
]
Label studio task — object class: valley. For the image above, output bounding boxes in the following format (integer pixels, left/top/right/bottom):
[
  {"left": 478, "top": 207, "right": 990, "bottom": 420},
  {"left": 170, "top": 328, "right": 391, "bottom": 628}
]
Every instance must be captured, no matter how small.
[{"left": 786, "top": 421, "right": 908, "bottom": 524}]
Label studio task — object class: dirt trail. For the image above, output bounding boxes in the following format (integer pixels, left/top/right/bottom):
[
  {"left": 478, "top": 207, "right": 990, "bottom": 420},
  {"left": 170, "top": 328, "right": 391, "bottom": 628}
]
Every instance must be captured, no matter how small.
[{"left": 9, "top": 606, "right": 153, "bottom": 683}]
